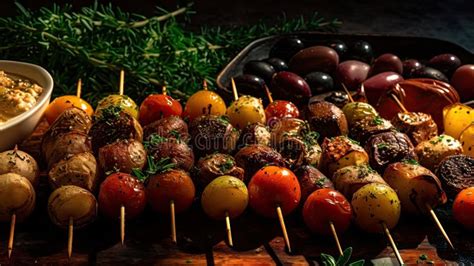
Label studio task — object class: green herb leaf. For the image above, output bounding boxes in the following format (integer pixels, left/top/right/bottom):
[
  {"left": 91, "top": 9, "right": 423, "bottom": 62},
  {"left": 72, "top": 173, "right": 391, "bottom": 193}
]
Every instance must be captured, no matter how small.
[
  {"left": 320, "top": 253, "right": 336, "bottom": 266},
  {"left": 336, "top": 247, "right": 352, "bottom": 266}
]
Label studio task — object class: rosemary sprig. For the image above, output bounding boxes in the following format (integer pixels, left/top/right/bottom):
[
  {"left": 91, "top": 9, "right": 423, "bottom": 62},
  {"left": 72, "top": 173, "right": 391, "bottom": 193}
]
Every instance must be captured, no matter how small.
[
  {"left": 0, "top": 2, "right": 341, "bottom": 106},
  {"left": 132, "top": 155, "right": 176, "bottom": 181}
]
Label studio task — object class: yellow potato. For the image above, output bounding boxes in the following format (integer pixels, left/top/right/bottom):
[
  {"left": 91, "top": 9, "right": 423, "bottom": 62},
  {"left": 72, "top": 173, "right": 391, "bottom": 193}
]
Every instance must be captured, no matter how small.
[
  {"left": 48, "top": 185, "right": 97, "bottom": 229},
  {"left": 351, "top": 183, "right": 401, "bottom": 233},
  {"left": 226, "top": 96, "right": 266, "bottom": 129},
  {"left": 415, "top": 134, "right": 463, "bottom": 171},
  {"left": 0, "top": 173, "right": 36, "bottom": 222},
  {"left": 443, "top": 103, "right": 474, "bottom": 139},
  {"left": 460, "top": 123, "right": 474, "bottom": 157},
  {"left": 383, "top": 162, "right": 447, "bottom": 215},
  {"left": 201, "top": 175, "right": 249, "bottom": 220}
]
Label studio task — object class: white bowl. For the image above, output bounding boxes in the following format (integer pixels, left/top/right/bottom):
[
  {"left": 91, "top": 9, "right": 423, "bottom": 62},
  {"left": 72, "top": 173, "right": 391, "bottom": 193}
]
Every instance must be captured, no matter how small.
[{"left": 0, "top": 60, "right": 53, "bottom": 152}]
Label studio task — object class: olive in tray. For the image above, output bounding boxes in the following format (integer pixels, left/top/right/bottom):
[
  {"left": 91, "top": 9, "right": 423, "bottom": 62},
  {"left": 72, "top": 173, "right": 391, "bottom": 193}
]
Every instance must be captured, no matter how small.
[
  {"left": 415, "top": 134, "right": 463, "bottom": 172},
  {"left": 189, "top": 115, "right": 239, "bottom": 157},
  {"left": 143, "top": 115, "right": 190, "bottom": 143},
  {"left": 365, "top": 131, "right": 417, "bottom": 173},
  {"left": 195, "top": 153, "right": 245, "bottom": 187},
  {"left": 234, "top": 144, "right": 286, "bottom": 182},
  {"left": 332, "top": 164, "right": 386, "bottom": 200},
  {"left": 304, "top": 100, "right": 348, "bottom": 141},
  {"left": 89, "top": 106, "right": 143, "bottom": 154},
  {"left": 98, "top": 139, "right": 147, "bottom": 175},
  {"left": 319, "top": 136, "right": 369, "bottom": 177},
  {"left": 436, "top": 154, "right": 474, "bottom": 198},
  {"left": 384, "top": 162, "right": 447, "bottom": 215}
]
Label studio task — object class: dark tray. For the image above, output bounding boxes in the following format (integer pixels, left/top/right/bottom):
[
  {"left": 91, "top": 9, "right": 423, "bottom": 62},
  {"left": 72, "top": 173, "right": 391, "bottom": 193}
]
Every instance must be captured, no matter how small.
[{"left": 216, "top": 32, "right": 474, "bottom": 100}]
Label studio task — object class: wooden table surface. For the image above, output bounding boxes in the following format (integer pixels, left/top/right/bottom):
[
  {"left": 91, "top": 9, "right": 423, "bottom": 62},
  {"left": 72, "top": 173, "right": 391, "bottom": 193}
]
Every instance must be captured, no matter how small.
[{"left": 1, "top": 122, "right": 473, "bottom": 265}]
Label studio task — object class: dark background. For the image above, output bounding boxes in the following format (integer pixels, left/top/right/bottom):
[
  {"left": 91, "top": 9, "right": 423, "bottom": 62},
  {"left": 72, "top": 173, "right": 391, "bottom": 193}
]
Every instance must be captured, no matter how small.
[{"left": 0, "top": 0, "right": 473, "bottom": 51}]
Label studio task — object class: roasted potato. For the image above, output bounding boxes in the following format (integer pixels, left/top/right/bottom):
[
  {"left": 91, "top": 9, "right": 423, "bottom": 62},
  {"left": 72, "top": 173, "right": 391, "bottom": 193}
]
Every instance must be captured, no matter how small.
[
  {"left": 391, "top": 112, "right": 438, "bottom": 146},
  {"left": 234, "top": 144, "right": 286, "bottom": 182},
  {"left": 0, "top": 173, "right": 36, "bottom": 222},
  {"left": 98, "top": 139, "right": 146, "bottom": 175},
  {"left": 384, "top": 162, "right": 447, "bottom": 215},
  {"left": 304, "top": 100, "right": 348, "bottom": 141},
  {"left": 332, "top": 165, "right": 387, "bottom": 200},
  {"left": 460, "top": 123, "right": 474, "bottom": 157},
  {"left": 270, "top": 117, "right": 310, "bottom": 145},
  {"left": 436, "top": 155, "right": 474, "bottom": 198},
  {"left": 45, "top": 107, "right": 92, "bottom": 136},
  {"left": 48, "top": 152, "right": 99, "bottom": 192},
  {"left": 146, "top": 138, "right": 194, "bottom": 172},
  {"left": 43, "top": 131, "right": 92, "bottom": 169},
  {"left": 415, "top": 134, "right": 463, "bottom": 171},
  {"left": 196, "top": 153, "right": 244, "bottom": 187},
  {"left": 143, "top": 115, "right": 190, "bottom": 143},
  {"left": 320, "top": 136, "right": 369, "bottom": 177},
  {"left": 274, "top": 135, "right": 322, "bottom": 169},
  {"left": 443, "top": 103, "right": 474, "bottom": 139},
  {"left": 351, "top": 183, "right": 401, "bottom": 233},
  {"left": 0, "top": 148, "right": 39, "bottom": 187},
  {"left": 294, "top": 165, "right": 333, "bottom": 202},
  {"left": 238, "top": 122, "right": 271, "bottom": 148},
  {"left": 48, "top": 185, "right": 98, "bottom": 229},
  {"left": 349, "top": 116, "right": 394, "bottom": 145}
]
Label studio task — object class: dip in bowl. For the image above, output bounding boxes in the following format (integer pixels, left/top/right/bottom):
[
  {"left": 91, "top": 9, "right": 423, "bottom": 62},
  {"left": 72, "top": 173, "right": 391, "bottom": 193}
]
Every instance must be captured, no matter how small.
[{"left": 0, "top": 60, "right": 53, "bottom": 151}]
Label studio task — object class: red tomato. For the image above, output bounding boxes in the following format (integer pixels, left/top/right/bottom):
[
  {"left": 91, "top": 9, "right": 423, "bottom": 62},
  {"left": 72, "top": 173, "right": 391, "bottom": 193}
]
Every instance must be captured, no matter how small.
[
  {"left": 302, "top": 188, "right": 352, "bottom": 235},
  {"left": 146, "top": 169, "right": 195, "bottom": 214},
  {"left": 139, "top": 94, "right": 183, "bottom": 126},
  {"left": 98, "top": 173, "right": 146, "bottom": 220},
  {"left": 453, "top": 187, "right": 474, "bottom": 230},
  {"left": 265, "top": 100, "right": 300, "bottom": 121},
  {"left": 248, "top": 166, "right": 301, "bottom": 218}
]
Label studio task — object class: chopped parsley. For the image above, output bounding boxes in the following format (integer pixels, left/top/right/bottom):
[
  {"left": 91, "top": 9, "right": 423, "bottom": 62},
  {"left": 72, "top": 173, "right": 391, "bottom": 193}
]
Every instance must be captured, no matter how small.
[
  {"left": 132, "top": 155, "right": 176, "bottom": 181},
  {"left": 372, "top": 116, "right": 384, "bottom": 125},
  {"left": 219, "top": 158, "right": 234, "bottom": 173},
  {"left": 143, "top": 133, "right": 168, "bottom": 150},
  {"left": 377, "top": 142, "right": 389, "bottom": 149},
  {"left": 402, "top": 158, "right": 419, "bottom": 165}
]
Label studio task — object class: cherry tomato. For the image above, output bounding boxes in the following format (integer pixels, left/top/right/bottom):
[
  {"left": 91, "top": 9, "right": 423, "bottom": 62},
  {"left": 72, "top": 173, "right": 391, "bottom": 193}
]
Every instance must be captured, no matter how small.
[
  {"left": 98, "top": 173, "right": 146, "bottom": 220},
  {"left": 201, "top": 175, "right": 248, "bottom": 220},
  {"left": 146, "top": 169, "right": 195, "bottom": 214},
  {"left": 453, "top": 187, "right": 474, "bottom": 230},
  {"left": 302, "top": 188, "right": 351, "bottom": 235},
  {"left": 96, "top": 95, "right": 139, "bottom": 119},
  {"left": 139, "top": 94, "right": 183, "bottom": 126},
  {"left": 248, "top": 166, "right": 301, "bottom": 218},
  {"left": 44, "top": 95, "right": 93, "bottom": 124},
  {"left": 264, "top": 100, "right": 300, "bottom": 121},
  {"left": 226, "top": 95, "right": 266, "bottom": 129},
  {"left": 184, "top": 90, "right": 226, "bottom": 121}
]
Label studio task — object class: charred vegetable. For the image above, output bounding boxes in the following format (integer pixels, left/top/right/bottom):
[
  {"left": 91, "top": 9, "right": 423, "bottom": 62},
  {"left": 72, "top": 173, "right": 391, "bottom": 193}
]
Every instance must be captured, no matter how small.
[
  {"left": 304, "top": 100, "right": 348, "bottom": 141},
  {"left": 349, "top": 116, "right": 394, "bottom": 145},
  {"left": 234, "top": 144, "right": 286, "bottom": 182},
  {"left": 145, "top": 135, "right": 194, "bottom": 172},
  {"left": 143, "top": 115, "right": 190, "bottom": 143},
  {"left": 436, "top": 154, "right": 474, "bottom": 198},
  {"left": 294, "top": 165, "right": 333, "bottom": 202},
  {"left": 391, "top": 112, "right": 438, "bottom": 146},
  {"left": 196, "top": 153, "right": 245, "bottom": 187},
  {"left": 98, "top": 139, "right": 147, "bottom": 175},
  {"left": 320, "top": 136, "right": 369, "bottom": 177},
  {"left": 237, "top": 122, "right": 271, "bottom": 148}
]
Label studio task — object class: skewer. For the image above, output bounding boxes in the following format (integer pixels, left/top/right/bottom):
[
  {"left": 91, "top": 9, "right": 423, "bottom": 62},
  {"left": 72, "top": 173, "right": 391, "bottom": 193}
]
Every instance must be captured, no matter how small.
[
  {"left": 76, "top": 79, "right": 82, "bottom": 98},
  {"left": 162, "top": 86, "right": 167, "bottom": 96},
  {"left": 68, "top": 217, "right": 74, "bottom": 259},
  {"left": 390, "top": 92, "right": 409, "bottom": 113},
  {"left": 329, "top": 221, "right": 343, "bottom": 256},
  {"left": 276, "top": 205, "right": 292, "bottom": 253},
  {"left": 120, "top": 205, "right": 125, "bottom": 246},
  {"left": 264, "top": 85, "right": 274, "bottom": 103},
  {"left": 8, "top": 213, "right": 16, "bottom": 258},
  {"left": 231, "top": 78, "right": 239, "bottom": 101},
  {"left": 170, "top": 200, "right": 177, "bottom": 243},
  {"left": 382, "top": 222, "right": 403, "bottom": 265},
  {"left": 426, "top": 203, "right": 455, "bottom": 250},
  {"left": 225, "top": 211, "right": 233, "bottom": 247},
  {"left": 203, "top": 80, "right": 208, "bottom": 91},
  {"left": 341, "top": 83, "right": 354, "bottom": 103},
  {"left": 119, "top": 70, "right": 125, "bottom": 96}
]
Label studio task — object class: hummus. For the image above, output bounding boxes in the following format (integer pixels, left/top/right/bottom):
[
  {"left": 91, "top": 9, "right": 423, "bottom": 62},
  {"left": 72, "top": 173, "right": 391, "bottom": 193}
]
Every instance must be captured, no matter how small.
[{"left": 0, "top": 71, "right": 43, "bottom": 124}]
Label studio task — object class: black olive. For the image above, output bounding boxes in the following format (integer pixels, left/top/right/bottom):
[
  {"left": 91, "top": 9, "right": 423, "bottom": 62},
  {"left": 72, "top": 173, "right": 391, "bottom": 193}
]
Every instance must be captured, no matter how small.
[
  {"left": 264, "top": 57, "right": 288, "bottom": 72},
  {"left": 411, "top": 67, "right": 449, "bottom": 82},
  {"left": 323, "top": 91, "right": 349, "bottom": 108},
  {"left": 243, "top": 60, "right": 276, "bottom": 83},
  {"left": 269, "top": 37, "right": 305, "bottom": 61},
  {"left": 402, "top": 59, "right": 424, "bottom": 78},
  {"left": 348, "top": 40, "right": 374, "bottom": 63},
  {"left": 326, "top": 40, "right": 348, "bottom": 59},
  {"left": 304, "top": 71, "right": 334, "bottom": 94},
  {"left": 231, "top": 74, "right": 266, "bottom": 98}
]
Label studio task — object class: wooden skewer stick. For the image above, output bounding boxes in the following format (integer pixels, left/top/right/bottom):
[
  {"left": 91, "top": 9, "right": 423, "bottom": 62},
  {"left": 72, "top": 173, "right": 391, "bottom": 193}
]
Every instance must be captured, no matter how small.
[
  {"left": 382, "top": 222, "right": 403, "bottom": 265},
  {"left": 231, "top": 78, "right": 239, "bottom": 101},
  {"left": 426, "top": 203, "right": 455, "bottom": 250},
  {"left": 329, "top": 221, "right": 343, "bottom": 256},
  {"left": 264, "top": 85, "right": 273, "bottom": 103},
  {"left": 119, "top": 70, "right": 125, "bottom": 96},
  {"left": 170, "top": 200, "right": 177, "bottom": 243},
  {"left": 276, "top": 205, "right": 292, "bottom": 253},
  {"left": 390, "top": 90, "right": 409, "bottom": 113},
  {"left": 68, "top": 217, "right": 74, "bottom": 259},
  {"left": 225, "top": 211, "right": 233, "bottom": 247},
  {"left": 203, "top": 80, "right": 208, "bottom": 91},
  {"left": 76, "top": 79, "right": 82, "bottom": 98},
  {"left": 120, "top": 205, "right": 125, "bottom": 246},
  {"left": 162, "top": 86, "right": 167, "bottom": 96},
  {"left": 341, "top": 83, "right": 354, "bottom": 103},
  {"left": 8, "top": 213, "right": 16, "bottom": 258}
]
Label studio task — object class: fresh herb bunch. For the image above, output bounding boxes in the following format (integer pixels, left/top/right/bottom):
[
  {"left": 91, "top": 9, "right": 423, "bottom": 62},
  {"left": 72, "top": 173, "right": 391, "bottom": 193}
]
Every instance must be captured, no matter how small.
[
  {"left": 320, "top": 247, "right": 365, "bottom": 266},
  {"left": 0, "top": 2, "right": 340, "bottom": 106}
]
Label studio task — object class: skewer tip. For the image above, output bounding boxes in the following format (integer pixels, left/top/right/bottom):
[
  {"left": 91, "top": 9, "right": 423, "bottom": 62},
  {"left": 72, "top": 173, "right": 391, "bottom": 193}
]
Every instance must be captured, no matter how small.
[
  {"left": 225, "top": 211, "right": 234, "bottom": 247},
  {"left": 276, "top": 205, "right": 291, "bottom": 253},
  {"left": 203, "top": 79, "right": 208, "bottom": 90},
  {"left": 341, "top": 83, "right": 354, "bottom": 103},
  {"left": 231, "top": 78, "right": 239, "bottom": 101},
  {"left": 68, "top": 217, "right": 74, "bottom": 259},
  {"left": 426, "top": 204, "right": 455, "bottom": 250},
  {"left": 8, "top": 213, "right": 16, "bottom": 259},
  {"left": 120, "top": 205, "right": 125, "bottom": 246},
  {"left": 382, "top": 222, "right": 404, "bottom": 265},
  {"left": 170, "top": 200, "right": 177, "bottom": 244},
  {"left": 329, "top": 221, "right": 343, "bottom": 256},
  {"left": 264, "top": 85, "right": 273, "bottom": 103}
]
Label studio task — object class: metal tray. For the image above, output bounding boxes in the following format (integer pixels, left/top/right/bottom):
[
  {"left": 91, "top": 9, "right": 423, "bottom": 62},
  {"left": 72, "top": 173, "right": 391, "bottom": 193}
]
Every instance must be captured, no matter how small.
[{"left": 216, "top": 32, "right": 474, "bottom": 102}]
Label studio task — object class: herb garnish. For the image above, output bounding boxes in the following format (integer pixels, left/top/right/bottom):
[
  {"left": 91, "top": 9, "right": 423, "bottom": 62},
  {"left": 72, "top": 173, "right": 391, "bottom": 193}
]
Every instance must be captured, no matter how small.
[
  {"left": 372, "top": 116, "right": 384, "bottom": 126},
  {"left": 219, "top": 158, "right": 234, "bottom": 173},
  {"left": 143, "top": 133, "right": 167, "bottom": 150},
  {"left": 320, "top": 247, "right": 364, "bottom": 266},
  {"left": 132, "top": 155, "right": 176, "bottom": 181},
  {"left": 402, "top": 158, "right": 419, "bottom": 165}
]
